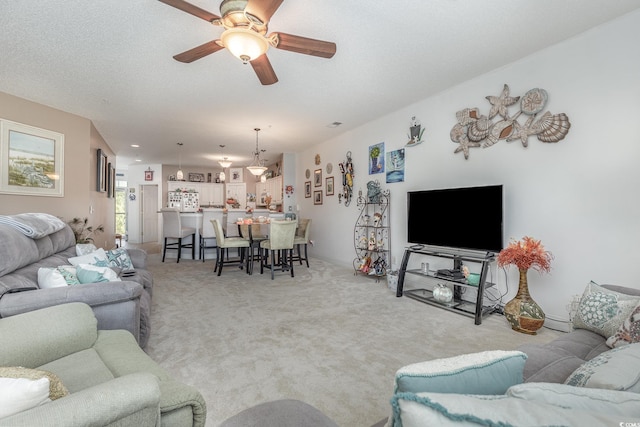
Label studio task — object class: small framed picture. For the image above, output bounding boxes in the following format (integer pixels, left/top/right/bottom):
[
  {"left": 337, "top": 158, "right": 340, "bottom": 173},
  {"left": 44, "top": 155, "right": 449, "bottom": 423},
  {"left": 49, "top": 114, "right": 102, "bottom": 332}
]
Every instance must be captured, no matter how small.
[
  {"left": 305, "top": 181, "right": 311, "bottom": 198},
  {"left": 229, "top": 167, "right": 243, "bottom": 183},
  {"left": 326, "top": 176, "right": 334, "bottom": 196},
  {"left": 144, "top": 169, "right": 154, "bottom": 181},
  {"left": 314, "top": 169, "right": 322, "bottom": 187},
  {"left": 314, "top": 190, "right": 323, "bottom": 205}
]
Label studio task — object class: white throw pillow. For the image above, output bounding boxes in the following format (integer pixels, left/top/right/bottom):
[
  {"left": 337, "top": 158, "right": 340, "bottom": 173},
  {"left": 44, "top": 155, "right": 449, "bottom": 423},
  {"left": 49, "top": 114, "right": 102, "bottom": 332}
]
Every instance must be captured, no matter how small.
[
  {"left": 75, "top": 243, "right": 97, "bottom": 256},
  {"left": 0, "top": 377, "right": 51, "bottom": 419},
  {"left": 68, "top": 248, "right": 108, "bottom": 267}
]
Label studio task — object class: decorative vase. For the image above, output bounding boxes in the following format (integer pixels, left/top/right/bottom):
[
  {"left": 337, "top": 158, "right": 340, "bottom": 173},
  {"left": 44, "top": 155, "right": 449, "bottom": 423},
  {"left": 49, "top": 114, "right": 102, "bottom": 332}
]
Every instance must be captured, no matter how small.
[
  {"left": 504, "top": 269, "right": 545, "bottom": 334},
  {"left": 433, "top": 284, "right": 453, "bottom": 303}
]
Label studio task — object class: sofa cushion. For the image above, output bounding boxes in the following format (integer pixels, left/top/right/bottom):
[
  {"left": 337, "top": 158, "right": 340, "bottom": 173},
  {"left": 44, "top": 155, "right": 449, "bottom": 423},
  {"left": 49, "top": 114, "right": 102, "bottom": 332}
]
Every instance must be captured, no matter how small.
[
  {"left": 393, "top": 351, "right": 526, "bottom": 395},
  {"left": 606, "top": 303, "right": 640, "bottom": 348},
  {"left": 506, "top": 382, "right": 640, "bottom": 416},
  {"left": 38, "top": 348, "right": 116, "bottom": 393},
  {"left": 389, "top": 391, "right": 628, "bottom": 427},
  {"left": 564, "top": 342, "right": 640, "bottom": 392},
  {"left": 573, "top": 281, "right": 640, "bottom": 338}
]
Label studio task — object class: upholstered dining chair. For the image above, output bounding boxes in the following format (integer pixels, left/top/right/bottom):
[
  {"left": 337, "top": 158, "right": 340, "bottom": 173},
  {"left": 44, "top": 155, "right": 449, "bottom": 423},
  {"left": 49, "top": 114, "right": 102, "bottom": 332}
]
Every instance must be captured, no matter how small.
[
  {"left": 292, "top": 218, "right": 312, "bottom": 267},
  {"left": 259, "top": 220, "right": 297, "bottom": 280},
  {"left": 161, "top": 208, "right": 195, "bottom": 263},
  {"left": 211, "top": 219, "right": 250, "bottom": 276},
  {"left": 239, "top": 223, "right": 268, "bottom": 275}
]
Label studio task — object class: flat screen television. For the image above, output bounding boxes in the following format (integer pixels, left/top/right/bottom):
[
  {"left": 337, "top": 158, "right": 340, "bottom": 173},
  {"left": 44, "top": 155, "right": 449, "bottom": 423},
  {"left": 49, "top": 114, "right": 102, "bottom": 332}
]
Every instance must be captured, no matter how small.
[{"left": 407, "top": 185, "right": 503, "bottom": 253}]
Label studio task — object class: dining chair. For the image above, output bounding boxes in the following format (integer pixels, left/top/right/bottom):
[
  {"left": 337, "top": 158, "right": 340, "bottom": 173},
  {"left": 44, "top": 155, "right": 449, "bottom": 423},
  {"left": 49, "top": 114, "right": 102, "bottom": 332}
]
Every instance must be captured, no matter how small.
[
  {"left": 239, "top": 223, "right": 268, "bottom": 274},
  {"left": 292, "top": 218, "right": 312, "bottom": 267},
  {"left": 161, "top": 208, "right": 196, "bottom": 263},
  {"left": 211, "top": 219, "right": 250, "bottom": 276},
  {"left": 199, "top": 211, "right": 220, "bottom": 262},
  {"left": 259, "top": 220, "right": 297, "bottom": 280}
]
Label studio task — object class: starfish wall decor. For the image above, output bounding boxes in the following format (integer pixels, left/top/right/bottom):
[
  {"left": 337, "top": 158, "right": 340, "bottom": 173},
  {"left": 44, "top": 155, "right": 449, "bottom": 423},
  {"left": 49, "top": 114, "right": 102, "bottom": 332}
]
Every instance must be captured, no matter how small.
[{"left": 450, "top": 84, "right": 571, "bottom": 159}]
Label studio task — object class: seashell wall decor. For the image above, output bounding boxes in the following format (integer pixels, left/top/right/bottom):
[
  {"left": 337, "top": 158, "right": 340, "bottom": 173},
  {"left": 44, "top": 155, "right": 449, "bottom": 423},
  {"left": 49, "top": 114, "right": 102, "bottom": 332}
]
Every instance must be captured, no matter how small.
[{"left": 451, "top": 84, "right": 571, "bottom": 159}]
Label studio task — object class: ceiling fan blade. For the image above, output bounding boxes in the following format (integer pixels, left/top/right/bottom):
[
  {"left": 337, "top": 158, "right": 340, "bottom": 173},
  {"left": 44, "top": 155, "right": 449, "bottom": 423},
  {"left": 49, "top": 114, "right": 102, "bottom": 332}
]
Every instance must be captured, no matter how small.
[
  {"left": 250, "top": 54, "right": 278, "bottom": 85},
  {"left": 173, "top": 40, "right": 224, "bottom": 63},
  {"left": 245, "top": 0, "right": 284, "bottom": 24},
  {"left": 158, "top": 0, "right": 220, "bottom": 22},
  {"left": 272, "top": 32, "right": 336, "bottom": 58}
]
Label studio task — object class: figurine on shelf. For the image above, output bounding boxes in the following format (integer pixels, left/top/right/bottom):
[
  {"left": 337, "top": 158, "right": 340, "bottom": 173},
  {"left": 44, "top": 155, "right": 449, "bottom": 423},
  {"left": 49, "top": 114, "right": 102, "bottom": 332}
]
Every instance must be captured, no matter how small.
[
  {"left": 368, "top": 232, "right": 376, "bottom": 251},
  {"left": 359, "top": 256, "right": 372, "bottom": 273},
  {"left": 373, "top": 212, "right": 382, "bottom": 227}
]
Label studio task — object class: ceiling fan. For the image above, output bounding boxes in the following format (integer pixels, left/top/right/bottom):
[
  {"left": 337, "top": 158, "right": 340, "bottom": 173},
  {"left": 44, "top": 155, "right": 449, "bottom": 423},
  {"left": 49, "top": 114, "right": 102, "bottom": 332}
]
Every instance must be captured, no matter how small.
[{"left": 159, "top": 0, "right": 337, "bottom": 85}]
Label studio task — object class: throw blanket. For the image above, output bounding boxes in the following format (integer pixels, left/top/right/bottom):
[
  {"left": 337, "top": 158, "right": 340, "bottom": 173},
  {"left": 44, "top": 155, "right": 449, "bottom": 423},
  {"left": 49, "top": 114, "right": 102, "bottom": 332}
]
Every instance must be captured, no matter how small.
[{"left": 0, "top": 213, "right": 66, "bottom": 239}]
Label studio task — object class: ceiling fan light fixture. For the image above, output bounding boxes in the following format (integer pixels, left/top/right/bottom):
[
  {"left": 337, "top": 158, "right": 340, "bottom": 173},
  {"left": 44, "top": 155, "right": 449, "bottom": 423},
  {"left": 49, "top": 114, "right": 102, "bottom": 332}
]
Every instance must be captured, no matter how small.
[{"left": 221, "top": 27, "right": 268, "bottom": 63}]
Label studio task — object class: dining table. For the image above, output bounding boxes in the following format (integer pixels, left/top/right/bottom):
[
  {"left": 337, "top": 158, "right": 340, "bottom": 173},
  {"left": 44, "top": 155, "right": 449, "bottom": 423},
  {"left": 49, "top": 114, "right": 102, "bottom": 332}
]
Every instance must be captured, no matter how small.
[{"left": 235, "top": 218, "right": 298, "bottom": 275}]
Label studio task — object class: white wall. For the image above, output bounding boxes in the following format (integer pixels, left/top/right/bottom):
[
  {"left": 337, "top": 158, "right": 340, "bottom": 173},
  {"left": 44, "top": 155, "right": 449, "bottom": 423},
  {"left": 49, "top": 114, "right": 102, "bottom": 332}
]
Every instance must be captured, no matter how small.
[{"left": 296, "top": 10, "right": 640, "bottom": 323}]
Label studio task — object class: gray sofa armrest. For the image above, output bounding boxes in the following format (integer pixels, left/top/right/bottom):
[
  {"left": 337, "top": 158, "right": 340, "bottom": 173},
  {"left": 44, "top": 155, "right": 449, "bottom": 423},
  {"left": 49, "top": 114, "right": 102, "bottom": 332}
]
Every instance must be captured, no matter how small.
[
  {"left": 127, "top": 248, "right": 148, "bottom": 269},
  {"left": 0, "top": 282, "right": 144, "bottom": 343},
  {"left": 0, "top": 373, "right": 161, "bottom": 427}
]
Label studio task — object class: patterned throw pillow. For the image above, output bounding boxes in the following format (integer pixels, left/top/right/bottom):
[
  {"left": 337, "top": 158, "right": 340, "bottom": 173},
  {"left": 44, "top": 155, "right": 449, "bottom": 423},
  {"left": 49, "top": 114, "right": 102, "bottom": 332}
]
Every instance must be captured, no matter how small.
[
  {"left": 572, "top": 281, "right": 640, "bottom": 338},
  {"left": 76, "top": 264, "right": 121, "bottom": 284},
  {"left": 606, "top": 303, "right": 640, "bottom": 348},
  {"left": 105, "top": 248, "right": 133, "bottom": 270},
  {"left": 37, "top": 266, "right": 79, "bottom": 287},
  {"left": 68, "top": 248, "right": 109, "bottom": 267},
  {"left": 564, "top": 343, "right": 640, "bottom": 392}
]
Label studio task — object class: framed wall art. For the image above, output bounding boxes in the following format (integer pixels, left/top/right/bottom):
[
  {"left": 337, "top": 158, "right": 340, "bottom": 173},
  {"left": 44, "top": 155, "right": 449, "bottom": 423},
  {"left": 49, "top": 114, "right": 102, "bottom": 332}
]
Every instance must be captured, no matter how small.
[
  {"left": 314, "top": 190, "right": 323, "bottom": 205},
  {"left": 369, "top": 142, "right": 385, "bottom": 175},
  {"left": 305, "top": 181, "right": 311, "bottom": 198},
  {"left": 314, "top": 169, "right": 322, "bottom": 187},
  {"left": 97, "top": 148, "right": 108, "bottom": 193},
  {"left": 0, "top": 119, "right": 65, "bottom": 197},
  {"left": 145, "top": 168, "right": 154, "bottom": 181},
  {"left": 326, "top": 176, "right": 334, "bottom": 196},
  {"left": 188, "top": 172, "right": 204, "bottom": 182},
  {"left": 229, "top": 167, "right": 243, "bottom": 183}
]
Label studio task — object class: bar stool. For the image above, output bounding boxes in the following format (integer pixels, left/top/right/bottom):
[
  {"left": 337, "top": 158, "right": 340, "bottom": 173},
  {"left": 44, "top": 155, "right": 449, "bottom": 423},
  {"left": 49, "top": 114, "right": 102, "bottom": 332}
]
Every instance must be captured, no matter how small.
[
  {"left": 292, "top": 218, "right": 312, "bottom": 267},
  {"left": 199, "top": 211, "right": 219, "bottom": 262},
  {"left": 161, "top": 208, "right": 195, "bottom": 263}
]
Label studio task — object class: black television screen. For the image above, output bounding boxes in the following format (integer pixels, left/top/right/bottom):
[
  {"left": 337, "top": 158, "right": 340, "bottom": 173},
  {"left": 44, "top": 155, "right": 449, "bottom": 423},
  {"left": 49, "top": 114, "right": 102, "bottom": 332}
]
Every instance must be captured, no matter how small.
[{"left": 407, "top": 185, "right": 503, "bottom": 253}]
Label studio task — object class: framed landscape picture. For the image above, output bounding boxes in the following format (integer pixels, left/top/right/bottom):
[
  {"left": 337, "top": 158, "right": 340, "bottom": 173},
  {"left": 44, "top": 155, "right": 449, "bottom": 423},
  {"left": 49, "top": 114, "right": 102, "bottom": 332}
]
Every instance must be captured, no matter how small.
[{"left": 0, "top": 119, "right": 65, "bottom": 197}]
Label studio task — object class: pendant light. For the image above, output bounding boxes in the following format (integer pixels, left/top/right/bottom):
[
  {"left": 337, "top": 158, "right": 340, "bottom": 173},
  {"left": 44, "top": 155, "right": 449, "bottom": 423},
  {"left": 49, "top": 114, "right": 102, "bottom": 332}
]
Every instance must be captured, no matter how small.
[
  {"left": 246, "top": 128, "right": 267, "bottom": 176},
  {"left": 176, "top": 142, "right": 184, "bottom": 181},
  {"left": 218, "top": 144, "right": 232, "bottom": 168}
]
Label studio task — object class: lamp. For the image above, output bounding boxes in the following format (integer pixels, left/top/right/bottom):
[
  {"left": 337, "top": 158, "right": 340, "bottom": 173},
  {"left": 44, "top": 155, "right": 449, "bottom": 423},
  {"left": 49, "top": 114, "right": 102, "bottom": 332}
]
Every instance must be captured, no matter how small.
[
  {"left": 176, "top": 142, "right": 184, "bottom": 181},
  {"left": 220, "top": 27, "right": 269, "bottom": 64},
  {"left": 246, "top": 128, "right": 268, "bottom": 176},
  {"left": 218, "top": 144, "right": 232, "bottom": 168}
]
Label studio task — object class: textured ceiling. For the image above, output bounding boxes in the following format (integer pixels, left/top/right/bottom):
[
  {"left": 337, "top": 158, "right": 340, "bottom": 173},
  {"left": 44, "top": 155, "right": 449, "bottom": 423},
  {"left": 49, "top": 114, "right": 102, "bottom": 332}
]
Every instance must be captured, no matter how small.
[{"left": 1, "top": 0, "right": 639, "bottom": 169}]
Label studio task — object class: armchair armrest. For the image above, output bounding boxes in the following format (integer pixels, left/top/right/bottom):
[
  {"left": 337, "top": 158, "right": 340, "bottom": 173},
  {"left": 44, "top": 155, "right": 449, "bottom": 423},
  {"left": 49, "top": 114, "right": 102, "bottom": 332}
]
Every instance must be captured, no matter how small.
[
  {"left": 0, "top": 373, "right": 161, "bottom": 427},
  {"left": 126, "top": 248, "right": 148, "bottom": 269}
]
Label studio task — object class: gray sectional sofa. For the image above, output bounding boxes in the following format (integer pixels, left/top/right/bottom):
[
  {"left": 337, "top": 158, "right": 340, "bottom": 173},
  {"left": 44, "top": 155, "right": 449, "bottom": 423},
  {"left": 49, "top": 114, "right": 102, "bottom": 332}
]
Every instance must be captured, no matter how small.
[{"left": 0, "top": 222, "right": 153, "bottom": 347}]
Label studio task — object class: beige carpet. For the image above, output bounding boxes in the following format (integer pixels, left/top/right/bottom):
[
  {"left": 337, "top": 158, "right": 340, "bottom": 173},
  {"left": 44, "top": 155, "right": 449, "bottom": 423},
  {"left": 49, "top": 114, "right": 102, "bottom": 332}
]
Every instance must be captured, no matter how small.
[{"left": 144, "top": 254, "right": 562, "bottom": 427}]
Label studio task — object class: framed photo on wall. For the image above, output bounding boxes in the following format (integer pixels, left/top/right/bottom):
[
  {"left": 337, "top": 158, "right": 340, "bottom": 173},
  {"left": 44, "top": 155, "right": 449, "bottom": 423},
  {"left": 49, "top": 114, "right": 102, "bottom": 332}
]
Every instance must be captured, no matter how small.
[
  {"left": 0, "top": 119, "right": 65, "bottom": 197},
  {"left": 314, "top": 169, "right": 322, "bottom": 187},
  {"left": 314, "top": 190, "right": 323, "bottom": 205},
  {"left": 97, "top": 148, "right": 108, "bottom": 192},
  {"left": 229, "top": 167, "right": 243, "bottom": 183},
  {"left": 305, "top": 181, "right": 311, "bottom": 198},
  {"left": 326, "top": 176, "right": 334, "bottom": 196}
]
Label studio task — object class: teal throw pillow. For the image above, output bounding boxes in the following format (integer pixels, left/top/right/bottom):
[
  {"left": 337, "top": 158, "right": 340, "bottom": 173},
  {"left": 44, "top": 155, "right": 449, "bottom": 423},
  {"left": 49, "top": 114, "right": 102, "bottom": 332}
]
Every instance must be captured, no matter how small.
[
  {"left": 75, "top": 264, "right": 121, "bottom": 284},
  {"left": 393, "top": 350, "right": 527, "bottom": 395}
]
